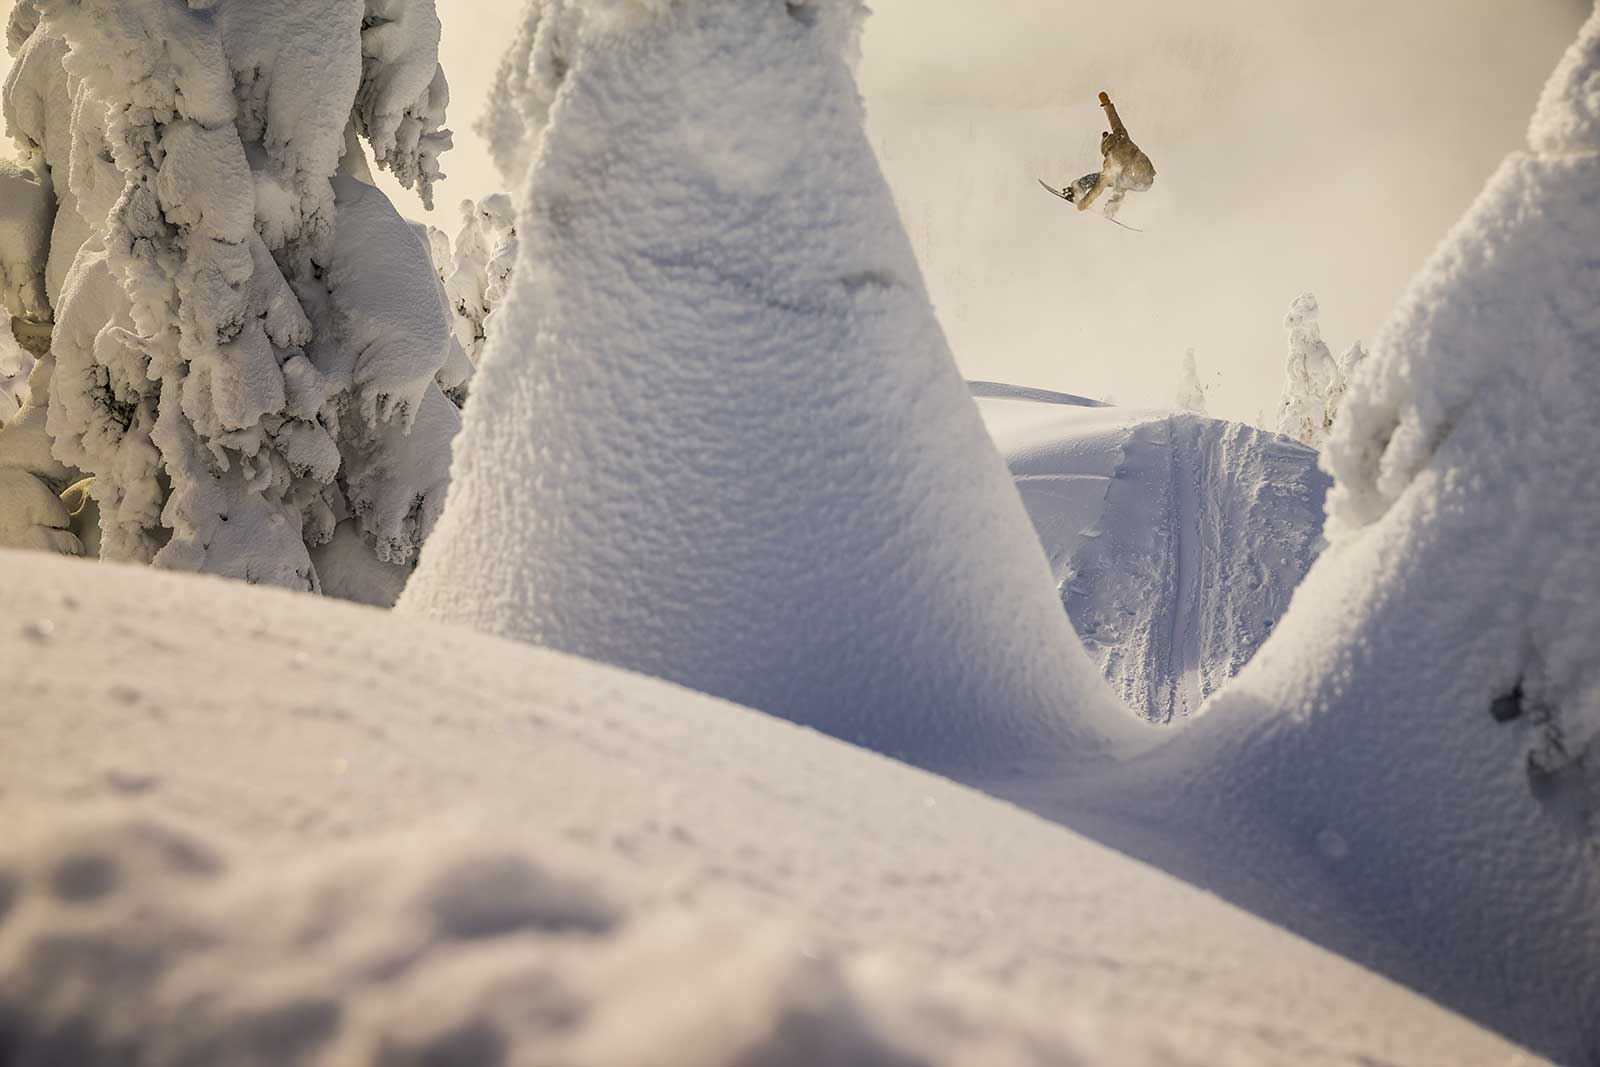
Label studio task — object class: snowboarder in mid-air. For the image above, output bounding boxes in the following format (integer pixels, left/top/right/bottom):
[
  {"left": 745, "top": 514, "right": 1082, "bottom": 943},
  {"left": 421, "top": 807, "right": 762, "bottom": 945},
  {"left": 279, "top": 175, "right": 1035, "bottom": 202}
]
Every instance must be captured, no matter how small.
[{"left": 1039, "top": 92, "right": 1156, "bottom": 225}]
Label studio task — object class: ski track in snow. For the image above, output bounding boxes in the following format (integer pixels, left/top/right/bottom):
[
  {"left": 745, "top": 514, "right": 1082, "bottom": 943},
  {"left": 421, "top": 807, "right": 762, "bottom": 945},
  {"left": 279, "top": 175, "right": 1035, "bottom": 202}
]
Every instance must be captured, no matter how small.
[
  {"left": 1165, "top": 414, "right": 1204, "bottom": 719},
  {"left": 976, "top": 387, "right": 1328, "bottom": 723}
]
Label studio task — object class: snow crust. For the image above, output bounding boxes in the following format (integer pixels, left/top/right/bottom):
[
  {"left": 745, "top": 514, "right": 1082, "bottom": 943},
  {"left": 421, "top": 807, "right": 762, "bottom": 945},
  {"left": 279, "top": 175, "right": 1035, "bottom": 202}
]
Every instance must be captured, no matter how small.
[
  {"left": 978, "top": 396, "right": 1327, "bottom": 722},
  {"left": 402, "top": 0, "right": 1141, "bottom": 774},
  {"left": 0, "top": 549, "right": 1538, "bottom": 1067}
]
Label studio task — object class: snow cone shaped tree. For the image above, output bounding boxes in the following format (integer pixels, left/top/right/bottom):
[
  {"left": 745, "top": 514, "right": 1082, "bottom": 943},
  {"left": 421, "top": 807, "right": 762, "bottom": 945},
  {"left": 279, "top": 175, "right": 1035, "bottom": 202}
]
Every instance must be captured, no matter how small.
[
  {"left": 1, "top": 0, "right": 459, "bottom": 597},
  {"left": 1134, "top": 10, "right": 1600, "bottom": 1058},
  {"left": 401, "top": 0, "right": 1139, "bottom": 773}
]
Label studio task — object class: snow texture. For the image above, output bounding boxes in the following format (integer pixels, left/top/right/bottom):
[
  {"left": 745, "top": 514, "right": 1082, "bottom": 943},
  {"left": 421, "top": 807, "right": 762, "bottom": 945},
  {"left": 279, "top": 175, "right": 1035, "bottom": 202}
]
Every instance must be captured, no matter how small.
[
  {"left": 2, "top": 0, "right": 457, "bottom": 597},
  {"left": 402, "top": 0, "right": 1143, "bottom": 775},
  {"left": 977, "top": 388, "right": 1327, "bottom": 722},
  {"left": 0, "top": 549, "right": 1541, "bottom": 1067}
]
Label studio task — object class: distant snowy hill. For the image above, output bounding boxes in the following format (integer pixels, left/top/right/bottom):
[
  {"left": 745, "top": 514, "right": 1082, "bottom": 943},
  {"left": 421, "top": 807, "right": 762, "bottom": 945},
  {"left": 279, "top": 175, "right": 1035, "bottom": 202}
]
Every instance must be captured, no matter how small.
[
  {"left": 0, "top": 551, "right": 1535, "bottom": 1066},
  {"left": 975, "top": 385, "right": 1328, "bottom": 721}
]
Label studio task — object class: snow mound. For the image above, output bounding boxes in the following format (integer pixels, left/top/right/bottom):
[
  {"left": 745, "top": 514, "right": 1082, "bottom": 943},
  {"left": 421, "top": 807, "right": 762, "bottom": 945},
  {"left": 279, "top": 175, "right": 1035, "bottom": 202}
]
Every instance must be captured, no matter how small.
[
  {"left": 402, "top": 0, "right": 1138, "bottom": 775},
  {"left": 978, "top": 397, "right": 1328, "bottom": 721},
  {"left": 0, "top": 549, "right": 1535, "bottom": 1066}
]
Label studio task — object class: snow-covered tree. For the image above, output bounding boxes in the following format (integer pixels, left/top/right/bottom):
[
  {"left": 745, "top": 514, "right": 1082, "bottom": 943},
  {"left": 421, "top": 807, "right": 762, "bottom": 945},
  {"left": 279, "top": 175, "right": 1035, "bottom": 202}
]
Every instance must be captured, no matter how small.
[
  {"left": 1175, "top": 347, "right": 1206, "bottom": 413},
  {"left": 1322, "top": 339, "right": 1366, "bottom": 430},
  {"left": 0, "top": 0, "right": 461, "bottom": 600},
  {"left": 401, "top": 0, "right": 1140, "bottom": 773},
  {"left": 438, "top": 194, "right": 518, "bottom": 377},
  {"left": 1274, "top": 292, "right": 1340, "bottom": 446}
]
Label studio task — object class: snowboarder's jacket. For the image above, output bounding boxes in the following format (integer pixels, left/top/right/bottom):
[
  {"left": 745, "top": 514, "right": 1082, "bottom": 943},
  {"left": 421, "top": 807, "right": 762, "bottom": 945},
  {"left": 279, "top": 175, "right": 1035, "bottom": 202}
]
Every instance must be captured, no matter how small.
[
  {"left": 1097, "top": 92, "right": 1155, "bottom": 193},
  {"left": 1072, "top": 92, "right": 1155, "bottom": 214}
]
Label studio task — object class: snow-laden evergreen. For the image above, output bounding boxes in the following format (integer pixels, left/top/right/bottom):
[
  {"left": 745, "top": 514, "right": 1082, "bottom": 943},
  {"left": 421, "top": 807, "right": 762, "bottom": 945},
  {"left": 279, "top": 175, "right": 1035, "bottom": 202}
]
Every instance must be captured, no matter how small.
[
  {"left": 437, "top": 194, "right": 518, "bottom": 375},
  {"left": 401, "top": 0, "right": 1142, "bottom": 774},
  {"left": 1174, "top": 347, "right": 1206, "bottom": 413},
  {"left": 1273, "top": 292, "right": 1339, "bottom": 446},
  {"left": 0, "top": 0, "right": 458, "bottom": 595},
  {"left": 1322, "top": 339, "right": 1366, "bottom": 434}
]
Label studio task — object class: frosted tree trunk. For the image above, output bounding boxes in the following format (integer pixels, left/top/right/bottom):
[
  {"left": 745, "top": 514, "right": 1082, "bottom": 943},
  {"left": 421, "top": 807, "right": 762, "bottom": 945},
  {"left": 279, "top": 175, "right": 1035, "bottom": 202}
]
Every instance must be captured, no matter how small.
[{"left": 401, "top": 0, "right": 1143, "bottom": 775}]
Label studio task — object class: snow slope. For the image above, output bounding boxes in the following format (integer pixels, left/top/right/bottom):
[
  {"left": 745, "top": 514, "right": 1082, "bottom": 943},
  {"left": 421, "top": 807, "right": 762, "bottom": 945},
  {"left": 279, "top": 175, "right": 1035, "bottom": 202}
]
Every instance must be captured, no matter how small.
[
  {"left": 976, "top": 387, "right": 1328, "bottom": 722},
  {"left": 0, "top": 550, "right": 1539, "bottom": 1066}
]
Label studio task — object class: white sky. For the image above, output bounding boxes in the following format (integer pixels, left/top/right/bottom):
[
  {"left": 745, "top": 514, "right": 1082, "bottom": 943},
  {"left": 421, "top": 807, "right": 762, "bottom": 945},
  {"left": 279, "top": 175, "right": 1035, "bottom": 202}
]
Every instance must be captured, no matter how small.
[{"left": 3, "top": 0, "right": 1589, "bottom": 421}]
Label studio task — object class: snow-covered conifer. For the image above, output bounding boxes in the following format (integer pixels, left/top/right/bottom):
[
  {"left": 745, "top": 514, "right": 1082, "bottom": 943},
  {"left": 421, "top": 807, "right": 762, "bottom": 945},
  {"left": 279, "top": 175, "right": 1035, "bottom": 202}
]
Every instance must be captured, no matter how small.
[
  {"left": 402, "top": 0, "right": 1140, "bottom": 774},
  {"left": 440, "top": 195, "right": 518, "bottom": 372},
  {"left": 1274, "top": 293, "right": 1340, "bottom": 446},
  {"left": 1322, "top": 339, "right": 1366, "bottom": 431},
  {"left": 1175, "top": 347, "right": 1206, "bottom": 413},
  {"left": 0, "top": 0, "right": 460, "bottom": 599}
]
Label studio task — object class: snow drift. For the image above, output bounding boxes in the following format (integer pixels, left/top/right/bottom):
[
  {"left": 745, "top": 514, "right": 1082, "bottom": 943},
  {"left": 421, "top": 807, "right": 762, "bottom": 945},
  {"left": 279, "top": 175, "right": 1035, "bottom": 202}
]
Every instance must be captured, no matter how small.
[
  {"left": 0, "top": 549, "right": 1535, "bottom": 1067},
  {"left": 401, "top": 0, "right": 1141, "bottom": 774}
]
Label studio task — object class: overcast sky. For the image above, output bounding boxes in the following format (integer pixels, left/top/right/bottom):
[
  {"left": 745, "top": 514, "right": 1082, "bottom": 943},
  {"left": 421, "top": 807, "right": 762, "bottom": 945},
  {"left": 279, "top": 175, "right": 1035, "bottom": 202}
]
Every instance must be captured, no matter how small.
[{"left": 4, "top": 1, "right": 1589, "bottom": 421}]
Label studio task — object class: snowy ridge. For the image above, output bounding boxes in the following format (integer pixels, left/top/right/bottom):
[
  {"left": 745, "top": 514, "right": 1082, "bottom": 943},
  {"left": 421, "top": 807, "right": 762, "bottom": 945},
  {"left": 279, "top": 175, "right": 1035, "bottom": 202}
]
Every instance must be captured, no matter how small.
[
  {"left": 0, "top": 550, "right": 1536, "bottom": 1067},
  {"left": 978, "top": 397, "right": 1326, "bottom": 722}
]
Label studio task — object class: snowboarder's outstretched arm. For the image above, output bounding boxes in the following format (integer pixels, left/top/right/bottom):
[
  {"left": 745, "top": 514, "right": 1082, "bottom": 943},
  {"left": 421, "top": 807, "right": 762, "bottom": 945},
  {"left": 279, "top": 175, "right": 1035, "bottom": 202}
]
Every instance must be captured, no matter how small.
[{"left": 1098, "top": 91, "right": 1126, "bottom": 137}]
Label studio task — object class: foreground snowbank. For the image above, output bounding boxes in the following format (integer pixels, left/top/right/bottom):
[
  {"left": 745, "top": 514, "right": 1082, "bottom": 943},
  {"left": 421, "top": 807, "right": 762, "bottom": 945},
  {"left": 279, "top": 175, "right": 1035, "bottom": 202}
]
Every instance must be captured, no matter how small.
[
  {"left": 976, "top": 390, "right": 1327, "bottom": 721},
  {"left": 0, "top": 550, "right": 1533, "bottom": 1066}
]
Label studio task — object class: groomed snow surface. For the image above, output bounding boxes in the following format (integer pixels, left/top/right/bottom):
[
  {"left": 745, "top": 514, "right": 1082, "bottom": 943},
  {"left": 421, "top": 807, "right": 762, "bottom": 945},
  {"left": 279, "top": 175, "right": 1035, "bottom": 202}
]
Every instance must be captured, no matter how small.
[{"left": 0, "top": 552, "right": 1538, "bottom": 1067}]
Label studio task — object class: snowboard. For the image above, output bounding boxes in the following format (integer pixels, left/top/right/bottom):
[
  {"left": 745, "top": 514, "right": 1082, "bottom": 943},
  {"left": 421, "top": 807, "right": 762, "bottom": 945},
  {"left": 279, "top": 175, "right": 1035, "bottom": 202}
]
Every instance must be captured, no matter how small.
[{"left": 1037, "top": 177, "right": 1143, "bottom": 232}]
